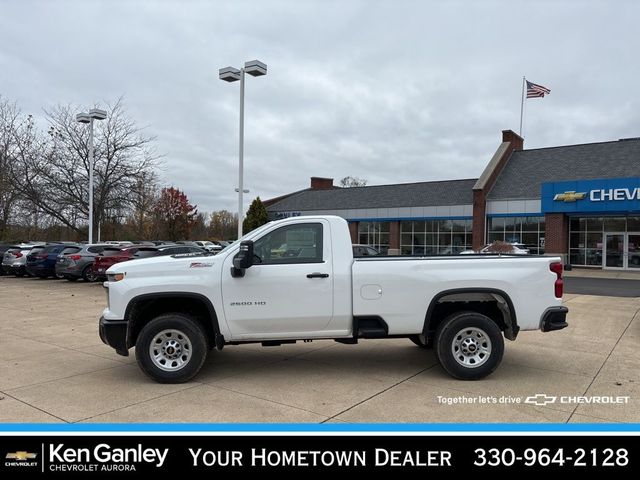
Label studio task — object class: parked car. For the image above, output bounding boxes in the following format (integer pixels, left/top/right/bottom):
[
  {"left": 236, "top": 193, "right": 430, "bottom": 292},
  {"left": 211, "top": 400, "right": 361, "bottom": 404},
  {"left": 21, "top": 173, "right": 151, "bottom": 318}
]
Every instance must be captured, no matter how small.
[
  {"left": 100, "top": 215, "right": 567, "bottom": 383},
  {"left": 194, "top": 241, "right": 222, "bottom": 253},
  {"left": 55, "top": 243, "right": 113, "bottom": 282},
  {"left": 352, "top": 244, "right": 381, "bottom": 256},
  {"left": 0, "top": 244, "right": 14, "bottom": 275},
  {"left": 460, "top": 242, "right": 530, "bottom": 255},
  {"left": 93, "top": 246, "right": 142, "bottom": 280},
  {"left": 2, "top": 244, "right": 45, "bottom": 276},
  {"left": 26, "top": 243, "right": 79, "bottom": 278}
]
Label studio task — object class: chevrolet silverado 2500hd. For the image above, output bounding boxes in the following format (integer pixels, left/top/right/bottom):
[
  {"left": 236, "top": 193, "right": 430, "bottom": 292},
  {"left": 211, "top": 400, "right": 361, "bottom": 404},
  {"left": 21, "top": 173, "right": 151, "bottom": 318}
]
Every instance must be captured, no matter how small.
[{"left": 99, "top": 216, "right": 568, "bottom": 383}]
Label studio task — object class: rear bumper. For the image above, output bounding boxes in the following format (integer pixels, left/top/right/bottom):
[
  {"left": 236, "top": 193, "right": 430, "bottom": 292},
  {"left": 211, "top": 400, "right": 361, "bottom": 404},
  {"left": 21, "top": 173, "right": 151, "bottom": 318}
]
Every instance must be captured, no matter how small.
[
  {"left": 99, "top": 316, "right": 129, "bottom": 356},
  {"left": 540, "top": 306, "right": 569, "bottom": 332},
  {"left": 3, "top": 264, "right": 25, "bottom": 274},
  {"left": 26, "top": 265, "right": 55, "bottom": 276},
  {"left": 56, "top": 264, "right": 83, "bottom": 277}
]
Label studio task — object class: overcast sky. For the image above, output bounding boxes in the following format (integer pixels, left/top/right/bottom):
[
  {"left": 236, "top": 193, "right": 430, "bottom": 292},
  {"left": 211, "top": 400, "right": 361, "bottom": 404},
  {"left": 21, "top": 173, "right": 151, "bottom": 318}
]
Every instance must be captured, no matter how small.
[{"left": 1, "top": 0, "right": 639, "bottom": 214}]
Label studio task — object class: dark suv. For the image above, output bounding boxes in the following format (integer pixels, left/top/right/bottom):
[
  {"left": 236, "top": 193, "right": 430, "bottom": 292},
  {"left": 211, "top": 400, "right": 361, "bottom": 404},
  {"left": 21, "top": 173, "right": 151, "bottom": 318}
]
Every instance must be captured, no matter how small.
[{"left": 26, "top": 243, "right": 79, "bottom": 278}]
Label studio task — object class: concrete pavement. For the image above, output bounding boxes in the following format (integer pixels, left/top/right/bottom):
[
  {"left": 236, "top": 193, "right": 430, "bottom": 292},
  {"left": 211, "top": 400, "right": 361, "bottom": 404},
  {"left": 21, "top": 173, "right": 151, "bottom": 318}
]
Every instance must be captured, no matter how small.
[{"left": 0, "top": 276, "right": 639, "bottom": 424}]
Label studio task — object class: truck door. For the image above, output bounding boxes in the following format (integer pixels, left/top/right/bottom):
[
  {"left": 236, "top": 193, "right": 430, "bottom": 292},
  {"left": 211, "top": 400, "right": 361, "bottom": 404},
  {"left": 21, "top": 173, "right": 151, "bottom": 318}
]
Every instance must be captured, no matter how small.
[{"left": 221, "top": 221, "right": 334, "bottom": 337}]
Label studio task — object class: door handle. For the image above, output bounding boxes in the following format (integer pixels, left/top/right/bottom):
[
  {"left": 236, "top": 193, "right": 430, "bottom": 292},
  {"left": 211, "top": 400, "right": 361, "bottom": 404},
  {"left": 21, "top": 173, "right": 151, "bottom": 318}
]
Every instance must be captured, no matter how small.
[{"left": 307, "top": 272, "right": 329, "bottom": 278}]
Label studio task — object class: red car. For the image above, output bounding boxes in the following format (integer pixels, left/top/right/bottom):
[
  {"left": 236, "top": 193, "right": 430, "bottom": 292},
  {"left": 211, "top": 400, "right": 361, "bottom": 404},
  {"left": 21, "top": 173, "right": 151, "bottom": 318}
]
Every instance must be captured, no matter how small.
[{"left": 93, "top": 247, "right": 140, "bottom": 280}]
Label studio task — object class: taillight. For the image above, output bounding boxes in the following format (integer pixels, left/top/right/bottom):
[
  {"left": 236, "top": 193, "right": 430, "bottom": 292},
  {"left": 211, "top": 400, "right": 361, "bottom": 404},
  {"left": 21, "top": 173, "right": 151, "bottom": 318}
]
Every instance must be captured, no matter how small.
[
  {"left": 69, "top": 254, "right": 82, "bottom": 261},
  {"left": 550, "top": 262, "right": 563, "bottom": 298},
  {"left": 37, "top": 253, "right": 48, "bottom": 259},
  {"left": 14, "top": 252, "right": 23, "bottom": 258}
]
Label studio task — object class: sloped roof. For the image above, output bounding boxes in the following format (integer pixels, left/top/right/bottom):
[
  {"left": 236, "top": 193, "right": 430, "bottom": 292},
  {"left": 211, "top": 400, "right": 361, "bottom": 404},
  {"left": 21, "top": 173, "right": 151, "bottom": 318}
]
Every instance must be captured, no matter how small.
[
  {"left": 488, "top": 138, "right": 640, "bottom": 200},
  {"left": 266, "top": 178, "right": 477, "bottom": 211}
]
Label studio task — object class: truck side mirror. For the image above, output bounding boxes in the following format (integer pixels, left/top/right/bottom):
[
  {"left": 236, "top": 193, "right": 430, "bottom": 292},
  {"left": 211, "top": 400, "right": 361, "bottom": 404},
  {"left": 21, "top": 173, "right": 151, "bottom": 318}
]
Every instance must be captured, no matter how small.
[{"left": 231, "top": 240, "right": 254, "bottom": 277}]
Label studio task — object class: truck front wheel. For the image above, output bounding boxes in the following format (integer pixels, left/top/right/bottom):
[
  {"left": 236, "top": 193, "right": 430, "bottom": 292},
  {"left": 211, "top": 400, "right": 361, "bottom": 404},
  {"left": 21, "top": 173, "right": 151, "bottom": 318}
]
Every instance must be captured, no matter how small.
[
  {"left": 135, "top": 313, "right": 208, "bottom": 383},
  {"left": 435, "top": 312, "right": 504, "bottom": 380}
]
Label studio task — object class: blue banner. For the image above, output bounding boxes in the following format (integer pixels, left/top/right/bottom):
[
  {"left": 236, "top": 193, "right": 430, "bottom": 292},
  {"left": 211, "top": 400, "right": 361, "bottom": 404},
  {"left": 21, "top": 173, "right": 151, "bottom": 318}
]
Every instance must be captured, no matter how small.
[{"left": 541, "top": 177, "right": 640, "bottom": 214}]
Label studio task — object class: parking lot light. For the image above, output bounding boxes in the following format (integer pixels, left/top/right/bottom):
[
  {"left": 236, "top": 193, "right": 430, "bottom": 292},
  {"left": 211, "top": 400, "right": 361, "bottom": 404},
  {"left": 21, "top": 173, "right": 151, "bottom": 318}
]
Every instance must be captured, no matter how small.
[
  {"left": 219, "top": 60, "right": 267, "bottom": 239},
  {"left": 76, "top": 108, "right": 108, "bottom": 244}
]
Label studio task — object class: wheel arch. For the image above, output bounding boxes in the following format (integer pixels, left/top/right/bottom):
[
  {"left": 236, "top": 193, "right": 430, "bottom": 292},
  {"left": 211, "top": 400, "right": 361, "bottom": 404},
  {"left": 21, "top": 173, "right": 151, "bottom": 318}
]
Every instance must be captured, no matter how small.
[
  {"left": 124, "top": 292, "right": 221, "bottom": 349},
  {"left": 423, "top": 288, "right": 519, "bottom": 341}
]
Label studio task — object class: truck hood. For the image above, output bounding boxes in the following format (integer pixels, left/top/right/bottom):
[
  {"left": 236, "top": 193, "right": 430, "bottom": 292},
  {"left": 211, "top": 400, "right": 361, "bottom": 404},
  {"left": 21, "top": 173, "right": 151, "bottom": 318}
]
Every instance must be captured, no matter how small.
[{"left": 106, "top": 253, "right": 218, "bottom": 277}]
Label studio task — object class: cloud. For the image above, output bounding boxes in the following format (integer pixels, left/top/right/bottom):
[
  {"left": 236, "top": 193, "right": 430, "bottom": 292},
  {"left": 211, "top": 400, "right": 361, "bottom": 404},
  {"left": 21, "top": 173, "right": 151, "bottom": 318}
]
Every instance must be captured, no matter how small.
[{"left": 1, "top": 0, "right": 638, "bottom": 213}]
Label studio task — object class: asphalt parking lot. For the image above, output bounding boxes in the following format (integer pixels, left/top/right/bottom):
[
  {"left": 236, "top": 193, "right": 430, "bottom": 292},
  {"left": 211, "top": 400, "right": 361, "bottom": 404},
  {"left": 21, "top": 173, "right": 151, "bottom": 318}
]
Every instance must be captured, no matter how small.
[{"left": 0, "top": 275, "right": 639, "bottom": 424}]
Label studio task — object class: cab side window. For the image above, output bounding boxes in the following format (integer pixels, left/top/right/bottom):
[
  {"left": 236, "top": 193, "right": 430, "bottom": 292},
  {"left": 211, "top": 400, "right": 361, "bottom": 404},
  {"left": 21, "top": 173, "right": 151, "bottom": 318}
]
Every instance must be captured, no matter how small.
[{"left": 253, "top": 223, "right": 323, "bottom": 264}]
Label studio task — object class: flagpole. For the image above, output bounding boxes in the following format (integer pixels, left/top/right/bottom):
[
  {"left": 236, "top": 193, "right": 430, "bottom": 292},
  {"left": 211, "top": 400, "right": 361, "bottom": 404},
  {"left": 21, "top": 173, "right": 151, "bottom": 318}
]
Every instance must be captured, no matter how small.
[{"left": 519, "top": 76, "right": 525, "bottom": 137}]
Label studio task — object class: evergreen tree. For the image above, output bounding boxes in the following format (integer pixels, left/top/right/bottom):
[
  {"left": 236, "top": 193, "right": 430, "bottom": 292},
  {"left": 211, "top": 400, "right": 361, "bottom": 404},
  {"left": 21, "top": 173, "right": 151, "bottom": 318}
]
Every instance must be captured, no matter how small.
[{"left": 242, "top": 197, "right": 269, "bottom": 234}]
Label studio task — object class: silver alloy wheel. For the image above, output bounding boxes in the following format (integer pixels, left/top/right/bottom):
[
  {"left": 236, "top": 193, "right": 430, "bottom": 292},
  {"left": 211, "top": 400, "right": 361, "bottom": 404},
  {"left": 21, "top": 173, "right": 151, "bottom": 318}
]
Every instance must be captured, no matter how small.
[
  {"left": 451, "top": 326, "right": 492, "bottom": 368},
  {"left": 149, "top": 329, "right": 193, "bottom": 372}
]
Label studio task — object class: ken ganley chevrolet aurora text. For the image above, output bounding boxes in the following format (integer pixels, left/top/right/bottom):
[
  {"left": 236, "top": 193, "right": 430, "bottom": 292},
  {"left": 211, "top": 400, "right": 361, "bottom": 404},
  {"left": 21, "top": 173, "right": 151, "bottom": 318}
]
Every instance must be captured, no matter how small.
[
  {"left": 48, "top": 444, "right": 168, "bottom": 471},
  {"left": 99, "top": 215, "right": 568, "bottom": 383}
]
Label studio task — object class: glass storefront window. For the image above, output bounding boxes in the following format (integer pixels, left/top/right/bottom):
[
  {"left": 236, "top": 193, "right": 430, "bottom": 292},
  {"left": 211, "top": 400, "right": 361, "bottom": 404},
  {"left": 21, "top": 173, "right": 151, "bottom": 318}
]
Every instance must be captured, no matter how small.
[
  {"left": 586, "top": 217, "right": 603, "bottom": 230},
  {"left": 400, "top": 218, "right": 472, "bottom": 255},
  {"left": 604, "top": 217, "right": 626, "bottom": 231},
  {"left": 357, "top": 221, "right": 390, "bottom": 254},
  {"left": 570, "top": 232, "right": 585, "bottom": 249},
  {"left": 486, "top": 215, "right": 545, "bottom": 254},
  {"left": 569, "top": 215, "right": 640, "bottom": 267},
  {"left": 586, "top": 232, "right": 603, "bottom": 249},
  {"left": 628, "top": 217, "right": 640, "bottom": 231}
]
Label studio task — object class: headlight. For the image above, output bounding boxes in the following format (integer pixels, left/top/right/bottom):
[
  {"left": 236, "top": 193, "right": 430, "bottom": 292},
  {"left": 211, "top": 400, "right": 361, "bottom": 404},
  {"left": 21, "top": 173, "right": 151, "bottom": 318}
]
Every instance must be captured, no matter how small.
[{"left": 107, "top": 272, "right": 125, "bottom": 282}]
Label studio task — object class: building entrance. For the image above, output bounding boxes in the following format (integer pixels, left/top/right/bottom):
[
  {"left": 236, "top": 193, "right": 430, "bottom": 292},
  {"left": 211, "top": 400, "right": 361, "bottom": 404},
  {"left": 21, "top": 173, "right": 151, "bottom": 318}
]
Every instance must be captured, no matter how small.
[{"left": 604, "top": 232, "right": 640, "bottom": 269}]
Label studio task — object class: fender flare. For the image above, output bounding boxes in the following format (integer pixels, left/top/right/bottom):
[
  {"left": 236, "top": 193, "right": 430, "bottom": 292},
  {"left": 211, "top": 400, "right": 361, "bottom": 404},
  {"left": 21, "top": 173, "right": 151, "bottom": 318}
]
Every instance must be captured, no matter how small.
[
  {"left": 422, "top": 288, "right": 519, "bottom": 340},
  {"left": 124, "top": 292, "right": 222, "bottom": 347}
]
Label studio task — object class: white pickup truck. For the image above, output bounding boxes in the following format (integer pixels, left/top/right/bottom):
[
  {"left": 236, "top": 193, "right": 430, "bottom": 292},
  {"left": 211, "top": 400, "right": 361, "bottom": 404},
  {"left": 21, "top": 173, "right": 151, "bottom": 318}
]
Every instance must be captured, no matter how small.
[{"left": 99, "top": 216, "right": 568, "bottom": 383}]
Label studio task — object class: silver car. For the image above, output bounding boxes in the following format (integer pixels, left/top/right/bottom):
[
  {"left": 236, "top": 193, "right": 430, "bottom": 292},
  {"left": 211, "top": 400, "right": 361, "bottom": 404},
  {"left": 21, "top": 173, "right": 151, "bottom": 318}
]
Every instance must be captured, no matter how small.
[
  {"left": 2, "top": 244, "right": 45, "bottom": 276},
  {"left": 55, "top": 243, "right": 113, "bottom": 282}
]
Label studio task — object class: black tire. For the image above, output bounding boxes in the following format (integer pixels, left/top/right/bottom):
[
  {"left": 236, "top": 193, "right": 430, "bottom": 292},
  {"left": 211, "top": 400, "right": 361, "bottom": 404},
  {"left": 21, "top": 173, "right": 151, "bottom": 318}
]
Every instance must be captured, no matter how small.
[
  {"left": 82, "top": 265, "right": 98, "bottom": 282},
  {"left": 435, "top": 311, "right": 504, "bottom": 380},
  {"left": 135, "top": 313, "right": 208, "bottom": 383},
  {"left": 409, "top": 334, "right": 433, "bottom": 349}
]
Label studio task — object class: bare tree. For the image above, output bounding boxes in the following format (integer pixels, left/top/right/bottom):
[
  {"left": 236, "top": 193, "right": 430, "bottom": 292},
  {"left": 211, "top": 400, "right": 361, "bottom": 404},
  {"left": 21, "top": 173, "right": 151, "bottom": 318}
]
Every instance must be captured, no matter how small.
[
  {"left": 127, "top": 171, "right": 159, "bottom": 240},
  {"left": 0, "top": 97, "right": 25, "bottom": 239},
  {"left": 9, "top": 98, "right": 160, "bottom": 237},
  {"left": 340, "top": 175, "right": 367, "bottom": 187},
  {"left": 209, "top": 210, "right": 238, "bottom": 240}
]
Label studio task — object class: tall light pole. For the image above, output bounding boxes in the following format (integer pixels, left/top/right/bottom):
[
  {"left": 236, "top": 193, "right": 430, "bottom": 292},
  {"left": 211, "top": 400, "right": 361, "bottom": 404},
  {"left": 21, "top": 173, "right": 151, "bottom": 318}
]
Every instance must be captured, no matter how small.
[
  {"left": 76, "top": 108, "right": 107, "bottom": 244},
  {"left": 219, "top": 60, "right": 267, "bottom": 239}
]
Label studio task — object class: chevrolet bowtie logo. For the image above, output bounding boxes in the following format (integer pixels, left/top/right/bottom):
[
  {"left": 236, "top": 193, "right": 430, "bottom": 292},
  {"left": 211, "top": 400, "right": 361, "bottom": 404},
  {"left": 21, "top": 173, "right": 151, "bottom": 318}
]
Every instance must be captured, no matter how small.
[
  {"left": 553, "top": 191, "right": 587, "bottom": 202},
  {"left": 524, "top": 394, "right": 557, "bottom": 406},
  {"left": 5, "top": 451, "right": 37, "bottom": 461}
]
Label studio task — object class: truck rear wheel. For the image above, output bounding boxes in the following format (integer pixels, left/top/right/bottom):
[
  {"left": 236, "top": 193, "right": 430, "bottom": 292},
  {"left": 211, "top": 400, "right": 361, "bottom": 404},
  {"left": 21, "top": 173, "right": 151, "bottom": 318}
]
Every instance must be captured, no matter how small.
[
  {"left": 435, "top": 311, "right": 504, "bottom": 380},
  {"left": 135, "top": 313, "right": 208, "bottom": 383}
]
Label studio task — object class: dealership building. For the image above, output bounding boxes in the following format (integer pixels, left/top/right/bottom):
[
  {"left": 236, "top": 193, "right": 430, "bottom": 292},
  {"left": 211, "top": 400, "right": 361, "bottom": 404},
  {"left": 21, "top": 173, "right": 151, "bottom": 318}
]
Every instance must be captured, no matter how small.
[{"left": 265, "top": 130, "right": 640, "bottom": 270}]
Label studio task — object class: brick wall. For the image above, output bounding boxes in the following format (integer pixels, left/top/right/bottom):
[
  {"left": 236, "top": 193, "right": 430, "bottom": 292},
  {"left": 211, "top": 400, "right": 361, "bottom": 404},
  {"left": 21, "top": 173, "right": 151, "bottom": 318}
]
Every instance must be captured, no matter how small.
[
  {"left": 310, "top": 177, "right": 334, "bottom": 189},
  {"left": 544, "top": 213, "right": 568, "bottom": 254},
  {"left": 472, "top": 129, "right": 524, "bottom": 250},
  {"left": 348, "top": 221, "right": 358, "bottom": 244},
  {"left": 472, "top": 190, "right": 486, "bottom": 250},
  {"left": 389, "top": 221, "right": 400, "bottom": 251}
]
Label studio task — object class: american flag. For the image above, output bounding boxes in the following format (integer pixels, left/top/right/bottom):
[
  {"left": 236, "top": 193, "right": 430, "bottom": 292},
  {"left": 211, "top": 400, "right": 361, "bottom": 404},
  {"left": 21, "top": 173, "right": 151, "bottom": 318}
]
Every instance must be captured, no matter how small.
[{"left": 526, "top": 80, "right": 551, "bottom": 98}]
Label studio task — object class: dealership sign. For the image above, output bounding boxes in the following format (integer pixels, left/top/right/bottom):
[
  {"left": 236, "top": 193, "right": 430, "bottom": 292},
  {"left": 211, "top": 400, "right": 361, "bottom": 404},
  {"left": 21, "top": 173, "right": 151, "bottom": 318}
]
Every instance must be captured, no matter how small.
[{"left": 541, "top": 177, "right": 640, "bottom": 213}]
